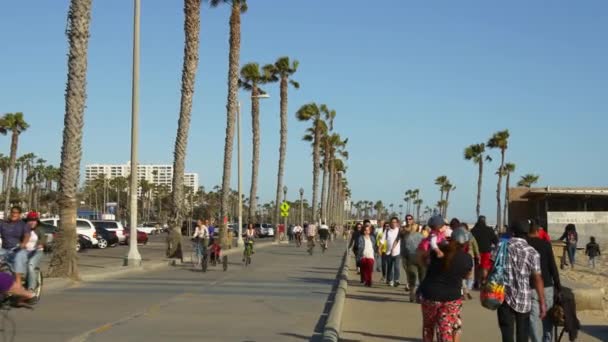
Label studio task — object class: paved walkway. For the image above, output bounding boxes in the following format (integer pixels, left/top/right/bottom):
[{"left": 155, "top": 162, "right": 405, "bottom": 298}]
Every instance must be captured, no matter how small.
[
  {"left": 340, "top": 257, "right": 607, "bottom": 342},
  {"left": 11, "top": 241, "right": 346, "bottom": 341}
]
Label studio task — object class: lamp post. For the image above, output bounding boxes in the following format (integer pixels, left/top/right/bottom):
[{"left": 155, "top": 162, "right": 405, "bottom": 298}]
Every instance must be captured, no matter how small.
[
  {"left": 283, "top": 186, "right": 288, "bottom": 242},
  {"left": 299, "top": 188, "right": 304, "bottom": 227},
  {"left": 125, "top": 0, "right": 142, "bottom": 266},
  {"left": 237, "top": 93, "right": 270, "bottom": 247}
]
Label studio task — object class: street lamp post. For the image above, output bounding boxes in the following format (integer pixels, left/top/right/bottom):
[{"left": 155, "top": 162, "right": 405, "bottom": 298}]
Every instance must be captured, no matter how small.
[
  {"left": 125, "top": 0, "right": 142, "bottom": 267},
  {"left": 283, "top": 186, "right": 288, "bottom": 242},
  {"left": 237, "top": 93, "right": 270, "bottom": 247},
  {"left": 299, "top": 188, "right": 304, "bottom": 227}
]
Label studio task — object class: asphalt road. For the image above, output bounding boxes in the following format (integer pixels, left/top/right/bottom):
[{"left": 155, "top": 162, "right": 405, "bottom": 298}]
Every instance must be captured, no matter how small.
[{"left": 7, "top": 240, "right": 346, "bottom": 342}]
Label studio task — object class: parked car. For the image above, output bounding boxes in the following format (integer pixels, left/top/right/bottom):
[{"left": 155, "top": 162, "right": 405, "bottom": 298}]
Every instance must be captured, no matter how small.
[
  {"left": 77, "top": 234, "right": 94, "bottom": 252},
  {"left": 255, "top": 223, "right": 275, "bottom": 238},
  {"left": 94, "top": 227, "right": 119, "bottom": 248},
  {"left": 125, "top": 229, "right": 148, "bottom": 245},
  {"left": 137, "top": 223, "right": 160, "bottom": 235},
  {"left": 40, "top": 222, "right": 59, "bottom": 252},
  {"left": 91, "top": 220, "right": 126, "bottom": 243},
  {"left": 41, "top": 218, "right": 99, "bottom": 246}
]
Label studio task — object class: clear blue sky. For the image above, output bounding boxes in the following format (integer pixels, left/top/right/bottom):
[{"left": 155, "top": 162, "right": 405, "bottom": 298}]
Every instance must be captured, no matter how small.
[{"left": 1, "top": 0, "right": 607, "bottom": 222}]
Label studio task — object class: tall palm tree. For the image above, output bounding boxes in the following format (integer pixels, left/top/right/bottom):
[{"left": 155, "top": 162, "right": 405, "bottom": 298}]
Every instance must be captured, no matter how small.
[
  {"left": 374, "top": 200, "right": 384, "bottom": 220},
  {"left": 0, "top": 155, "right": 9, "bottom": 193},
  {"left": 110, "top": 176, "right": 128, "bottom": 221},
  {"left": 517, "top": 174, "right": 540, "bottom": 188},
  {"left": 239, "top": 62, "right": 269, "bottom": 222},
  {"left": 210, "top": 0, "right": 247, "bottom": 248},
  {"left": 319, "top": 108, "right": 337, "bottom": 223},
  {"left": 413, "top": 198, "right": 423, "bottom": 222},
  {"left": 434, "top": 175, "right": 448, "bottom": 214},
  {"left": 168, "top": 0, "right": 202, "bottom": 253},
  {"left": 404, "top": 189, "right": 413, "bottom": 214},
  {"left": 442, "top": 182, "right": 455, "bottom": 218},
  {"left": 487, "top": 129, "right": 510, "bottom": 231},
  {"left": 296, "top": 103, "right": 327, "bottom": 223},
  {"left": 323, "top": 132, "right": 345, "bottom": 223},
  {"left": 49, "top": 0, "right": 92, "bottom": 279},
  {"left": 0, "top": 112, "right": 29, "bottom": 214},
  {"left": 502, "top": 163, "right": 516, "bottom": 227},
  {"left": 464, "top": 143, "right": 491, "bottom": 218},
  {"left": 265, "top": 57, "right": 299, "bottom": 240}
]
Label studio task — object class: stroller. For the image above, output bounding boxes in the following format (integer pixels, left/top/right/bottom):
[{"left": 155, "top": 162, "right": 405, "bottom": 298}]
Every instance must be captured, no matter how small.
[{"left": 209, "top": 240, "right": 228, "bottom": 271}]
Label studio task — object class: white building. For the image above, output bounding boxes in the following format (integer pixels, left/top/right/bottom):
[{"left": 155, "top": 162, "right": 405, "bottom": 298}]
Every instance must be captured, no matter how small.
[{"left": 84, "top": 162, "right": 198, "bottom": 192}]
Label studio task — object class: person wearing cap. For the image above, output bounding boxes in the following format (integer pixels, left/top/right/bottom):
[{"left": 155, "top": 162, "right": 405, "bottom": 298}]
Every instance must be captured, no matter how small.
[
  {"left": 418, "top": 228, "right": 473, "bottom": 342},
  {"left": 498, "top": 221, "right": 546, "bottom": 342},
  {"left": 24, "top": 211, "right": 47, "bottom": 291}
]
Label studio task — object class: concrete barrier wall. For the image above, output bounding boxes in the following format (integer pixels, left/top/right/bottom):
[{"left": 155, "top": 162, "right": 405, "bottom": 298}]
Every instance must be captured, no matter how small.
[{"left": 547, "top": 211, "right": 608, "bottom": 245}]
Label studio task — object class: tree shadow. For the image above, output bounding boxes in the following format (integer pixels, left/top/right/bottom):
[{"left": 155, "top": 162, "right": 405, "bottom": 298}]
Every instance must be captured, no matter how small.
[
  {"left": 345, "top": 294, "right": 407, "bottom": 303},
  {"left": 277, "top": 332, "right": 311, "bottom": 340},
  {"left": 341, "top": 331, "right": 421, "bottom": 341},
  {"left": 581, "top": 325, "right": 608, "bottom": 340},
  {"left": 287, "top": 277, "right": 335, "bottom": 285}
]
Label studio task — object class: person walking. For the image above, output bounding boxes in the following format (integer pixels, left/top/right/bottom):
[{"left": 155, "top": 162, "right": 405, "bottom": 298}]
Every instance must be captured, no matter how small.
[
  {"left": 402, "top": 218, "right": 425, "bottom": 302},
  {"left": 419, "top": 228, "right": 473, "bottom": 342},
  {"left": 356, "top": 223, "right": 377, "bottom": 287},
  {"left": 498, "top": 221, "right": 546, "bottom": 342},
  {"left": 348, "top": 222, "right": 363, "bottom": 273},
  {"left": 527, "top": 223, "right": 561, "bottom": 342},
  {"left": 380, "top": 217, "right": 401, "bottom": 287},
  {"left": 376, "top": 221, "right": 389, "bottom": 277},
  {"left": 471, "top": 215, "right": 498, "bottom": 286},
  {"left": 461, "top": 222, "right": 479, "bottom": 300},
  {"left": 585, "top": 236, "right": 600, "bottom": 269},
  {"left": 559, "top": 224, "right": 578, "bottom": 269}
]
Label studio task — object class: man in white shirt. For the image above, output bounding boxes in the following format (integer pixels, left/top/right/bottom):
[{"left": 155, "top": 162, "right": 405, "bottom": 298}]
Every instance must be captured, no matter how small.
[
  {"left": 306, "top": 223, "right": 317, "bottom": 253},
  {"left": 192, "top": 219, "right": 209, "bottom": 260},
  {"left": 380, "top": 216, "right": 402, "bottom": 287},
  {"left": 293, "top": 224, "right": 303, "bottom": 246},
  {"left": 319, "top": 221, "right": 330, "bottom": 249}
]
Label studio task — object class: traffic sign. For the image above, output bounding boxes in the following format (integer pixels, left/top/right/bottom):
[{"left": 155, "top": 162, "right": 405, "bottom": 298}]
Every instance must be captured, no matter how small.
[{"left": 280, "top": 201, "right": 290, "bottom": 217}]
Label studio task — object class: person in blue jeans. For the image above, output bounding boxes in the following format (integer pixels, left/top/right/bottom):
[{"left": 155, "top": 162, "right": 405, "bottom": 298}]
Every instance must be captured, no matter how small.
[
  {"left": 0, "top": 206, "right": 30, "bottom": 290},
  {"left": 380, "top": 217, "right": 401, "bottom": 287},
  {"left": 24, "top": 212, "right": 48, "bottom": 291},
  {"left": 559, "top": 224, "right": 578, "bottom": 269}
]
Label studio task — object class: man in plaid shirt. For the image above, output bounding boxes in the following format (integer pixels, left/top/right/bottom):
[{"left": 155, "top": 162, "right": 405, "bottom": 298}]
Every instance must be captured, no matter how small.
[{"left": 497, "top": 221, "right": 546, "bottom": 342}]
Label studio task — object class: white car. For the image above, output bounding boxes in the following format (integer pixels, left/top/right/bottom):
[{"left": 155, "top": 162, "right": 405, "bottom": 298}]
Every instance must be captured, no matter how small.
[
  {"left": 91, "top": 220, "right": 126, "bottom": 243},
  {"left": 136, "top": 224, "right": 160, "bottom": 235},
  {"left": 40, "top": 218, "right": 100, "bottom": 246}
]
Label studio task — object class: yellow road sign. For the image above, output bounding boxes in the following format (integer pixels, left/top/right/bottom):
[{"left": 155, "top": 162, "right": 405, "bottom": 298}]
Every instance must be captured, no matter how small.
[{"left": 280, "top": 202, "right": 290, "bottom": 211}]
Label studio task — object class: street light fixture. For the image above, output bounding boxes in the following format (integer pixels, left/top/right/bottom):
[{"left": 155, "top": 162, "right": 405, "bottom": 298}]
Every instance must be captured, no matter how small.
[{"left": 237, "top": 93, "right": 270, "bottom": 247}]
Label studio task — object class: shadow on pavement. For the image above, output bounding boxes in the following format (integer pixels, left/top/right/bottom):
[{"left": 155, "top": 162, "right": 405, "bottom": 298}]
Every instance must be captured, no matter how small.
[
  {"left": 345, "top": 293, "right": 407, "bottom": 303},
  {"left": 278, "top": 332, "right": 311, "bottom": 340},
  {"left": 581, "top": 325, "right": 608, "bottom": 340},
  {"left": 341, "top": 330, "right": 422, "bottom": 341},
  {"left": 288, "top": 277, "right": 335, "bottom": 285}
]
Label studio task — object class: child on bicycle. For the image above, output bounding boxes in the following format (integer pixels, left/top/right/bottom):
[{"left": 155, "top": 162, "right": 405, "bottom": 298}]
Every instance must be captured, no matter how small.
[{"left": 209, "top": 239, "right": 222, "bottom": 264}]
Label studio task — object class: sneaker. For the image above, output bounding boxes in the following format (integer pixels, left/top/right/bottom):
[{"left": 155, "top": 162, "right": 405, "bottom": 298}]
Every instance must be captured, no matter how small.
[
  {"left": 356, "top": 267, "right": 361, "bottom": 275},
  {"left": 467, "top": 293, "right": 473, "bottom": 300},
  {"left": 394, "top": 281, "right": 401, "bottom": 288},
  {"left": 389, "top": 281, "right": 394, "bottom": 287},
  {"left": 404, "top": 284, "right": 410, "bottom": 292},
  {"left": 409, "top": 292, "right": 416, "bottom": 302},
  {"left": 380, "top": 277, "right": 385, "bottom": 282}
]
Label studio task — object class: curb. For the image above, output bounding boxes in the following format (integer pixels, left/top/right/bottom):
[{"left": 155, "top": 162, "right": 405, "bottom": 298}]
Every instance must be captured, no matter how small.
[
  {"left": 322, "top": 247, "right": 350, "bottom": 342},
  {"left": 43, "top": 241, "right": 275, "bottom": 292}
]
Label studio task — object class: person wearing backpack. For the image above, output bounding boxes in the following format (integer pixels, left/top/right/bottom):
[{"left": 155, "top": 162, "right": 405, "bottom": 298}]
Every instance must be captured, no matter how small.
[
  {"left": 497, "top": 221, "right": 546, "bottom": 342},
  {"left": 559, "top": 224, "right": 578, "bottom": 269}
]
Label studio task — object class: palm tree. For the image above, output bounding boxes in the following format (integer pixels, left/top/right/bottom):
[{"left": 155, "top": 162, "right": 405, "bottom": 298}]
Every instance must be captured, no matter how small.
[
  {"left": 296, "top": 103, "right": 328, "bottom": 223},
  {"left": 434, "top": 176, "right": 448, "bottom": 214},
  {"left": 168, "top": 0, "right": 202, "bottom": 252},
  {"left": 487, "top": 129, "right": 510, "bottom": 231},
  {"left": 413, "top": 198, "right": 423, "bottom": 222},
  {"left": 210, "top": 0, "right": 247, "bottom": 247},
  {"left": 322, "top": 132, "right": 345, "bottom": 224},
  {"left": 517, "top": 174, "right": 540, "bottom": 188},
  {"left": 464, "top": 143, "right": 491, "bottom": 218},
  {"left": 0, "top": 112, "right": 29, "bottom": 214},
  {"left": 49, "top": 0, "right": 92, "bottom": 279},
  {"left": 502, "top": 163, "right": 516, "bottom": 227},
  {"left": 239, "top": 62, "right": 269, "bottom": 223},
  {"left": 442, "top": 182, "right": 455, "bottom": 218},
  {"left": 374, "top": 200, "right": 384, "bottom": 220},
  {"left": 110, "top": 176, "right": 128, "bottom": 221},
  {"left": 265, "top": 57, "right": 299, "bottom": 240},
  {"left": 404, "top": 189, "right": 413, "bottom": 214},
  {"left": 0, "top": 155, "right": 9, "bottom": 193}
]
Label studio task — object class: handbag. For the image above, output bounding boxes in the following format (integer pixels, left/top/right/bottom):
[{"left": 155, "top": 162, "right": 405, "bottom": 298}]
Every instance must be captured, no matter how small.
[{"left": 480, "top": 240, "right": 508, "bottom": 310}]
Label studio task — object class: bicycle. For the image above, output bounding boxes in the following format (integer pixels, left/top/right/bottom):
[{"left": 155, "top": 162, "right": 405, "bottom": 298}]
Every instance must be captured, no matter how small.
[
  {"left": 320, "top": 238, "right": 328, "bottom": 254},
  {"left": 307, "top": 237, "right": 315, "bottom": 255},
  {"left": 295, "top": 232, "right": 302, "bottom": 247},
  {"left": 191, "top": 239, "right": 203, "bottom": 269},
  {"left": 0, "top": 251, "right": 43, "bottom": 307},
  {"left": 243, "top": 240, "right": 254, "bottom": 266}
]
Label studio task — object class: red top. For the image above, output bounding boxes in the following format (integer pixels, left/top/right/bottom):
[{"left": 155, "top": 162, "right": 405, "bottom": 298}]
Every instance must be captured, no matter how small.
[{"left": 538, "top": 228, "right": 551, "bottom": 242}]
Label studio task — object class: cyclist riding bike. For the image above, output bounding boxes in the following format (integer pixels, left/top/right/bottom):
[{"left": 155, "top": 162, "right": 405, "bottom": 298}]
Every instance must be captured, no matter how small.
[
  {"left": 243, "top": 224, "right": 257, "bottom": 261},
  {"left": 293, "top": 224, "right": 303, "bottom": 246},
  {"left": 319, "top": 221, "right": 330, "bottom": 250},
  {"left": 306, "top": 222, "right": 317, "bottom": 254},
  {"left": 0, "top": 206, "right": 31, "bottom": 296},
  {"left": 24, "top": 212, "right": 47, "bottom": 292},
  {"left": 191, "top": 219, "right": 210, "bottom": 264}
]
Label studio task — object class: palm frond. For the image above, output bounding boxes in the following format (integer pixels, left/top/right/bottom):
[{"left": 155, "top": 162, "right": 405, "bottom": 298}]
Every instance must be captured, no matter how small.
[{"left": 289, "top": 80, "right": 300, "bottom": 89}]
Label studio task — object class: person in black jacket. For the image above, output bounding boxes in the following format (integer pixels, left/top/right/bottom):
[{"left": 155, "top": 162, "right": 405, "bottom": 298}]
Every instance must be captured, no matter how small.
[
  {"left": 585, "top": 236, "right": 601, "bottom": 269},
  {"left": 528, "top": 224, "right": 561, "bottom": 342},
  {"left": 558, "top": 224, "right": 578, "bottom": 269},
  {"left": 470, "top": 215, "right": 498, "bottom": 286},
  {"left": 348, "top": 222, "right": 364, "bottom": 274}
]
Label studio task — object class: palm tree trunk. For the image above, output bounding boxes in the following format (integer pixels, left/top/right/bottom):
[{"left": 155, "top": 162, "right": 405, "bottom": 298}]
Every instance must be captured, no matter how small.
[
  {"left": 476, "top": 159, "right": 483, "bottom": 218},
  {"left": 248, "top": 85, "right": 260, "bottom": 223},
  {"left": 320, "top": 158, "right": 328, "bottom": 224},
  {"left": 219, "top": 2, "right": 241, "bottom": 248},
  {"left": 274, "top": 75, "right": 289, "bottom": 242},
  {"left": 445, "top": 189, "right": 451, "bottom": 218},
  {"left": 496, "top": 150, "right": 505, "bottom": 231},
  {"left": 116, "top": 185, "right": 121, "bottom": 221},
  {"left": 49, "top": 0, "right": 92, "bottom": 279},
  {"left": 168, "top": 0, "right": 201, "bottom": 252},
  {"left": 311, "top": 128, "right": 321, "bottom": 223},
  {"left": 14, "top": 166, "right": 20, "bottom": 191},
  {"left": 3, "top": 131, "right": 19, "bottom": 214},
  {"left": 504, "top": 172, "right": 510, "bottom": 227}
]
